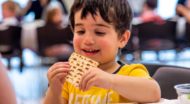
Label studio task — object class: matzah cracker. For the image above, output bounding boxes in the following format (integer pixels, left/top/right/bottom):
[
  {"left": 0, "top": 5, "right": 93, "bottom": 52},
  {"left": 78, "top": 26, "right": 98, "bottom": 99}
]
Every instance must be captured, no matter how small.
[{"left": 66, "top": 52, "right": 99, "bottom": 87}]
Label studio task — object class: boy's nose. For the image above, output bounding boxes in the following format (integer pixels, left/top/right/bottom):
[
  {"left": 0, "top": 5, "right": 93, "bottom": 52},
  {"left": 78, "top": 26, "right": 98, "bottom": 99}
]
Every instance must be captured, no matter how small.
[{"left": 83, "top": 34, "right": 95, "bottom": 45}]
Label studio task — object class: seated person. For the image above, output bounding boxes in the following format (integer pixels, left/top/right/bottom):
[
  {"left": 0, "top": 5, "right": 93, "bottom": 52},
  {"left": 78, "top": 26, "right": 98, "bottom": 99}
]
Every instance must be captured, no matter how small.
[
  {"left": 139, "top": 0, "right": 164, "bottom": 23},
  {"left": 0, "top": 1, "right": 20, "bottom": 27},
  {"left": 0, "top": 1, "right": 21, "bottom": 52},
  {"left": 19, "top": 0, "right": 48, "bottom": 20},
  {"left": 19, "top": 0, "right": 68, "bottom": 20},
  {"left": 37, "top": 3, "right": 73, "bottom": 61},
  {"left": 176, "top": 0, "right": 190, "bottom": 23}
]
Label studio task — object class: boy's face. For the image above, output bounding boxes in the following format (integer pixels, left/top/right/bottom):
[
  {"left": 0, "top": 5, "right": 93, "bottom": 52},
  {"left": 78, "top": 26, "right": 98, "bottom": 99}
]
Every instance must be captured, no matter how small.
[{"left": 73, "top": 10, "right": 128, "bottom": 64}]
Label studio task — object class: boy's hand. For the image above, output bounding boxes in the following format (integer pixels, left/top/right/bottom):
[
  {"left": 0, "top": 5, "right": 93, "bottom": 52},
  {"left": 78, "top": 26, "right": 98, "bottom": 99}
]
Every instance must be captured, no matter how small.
[
  {"left": 79, "top": 68, "right": 114, "bottom": 91},
  {"left": 47, "top": 62, "right": 70, "bottom": 95}
]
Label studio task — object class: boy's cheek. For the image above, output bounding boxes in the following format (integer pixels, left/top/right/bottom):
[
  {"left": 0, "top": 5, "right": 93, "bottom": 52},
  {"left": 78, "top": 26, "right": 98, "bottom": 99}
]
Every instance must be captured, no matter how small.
[
  {"left": 73, "top": 38, "right": 81, "bottom": 50},
  {"left": 73, "top": 37, "right": 80, "bottom": 44}
]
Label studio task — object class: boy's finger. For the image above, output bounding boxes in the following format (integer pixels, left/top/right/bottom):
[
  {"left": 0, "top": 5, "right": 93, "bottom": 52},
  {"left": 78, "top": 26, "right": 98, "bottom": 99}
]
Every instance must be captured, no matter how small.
[
  {"left": 48, "top": 62, "right": 70, "bottom": 73},
  {"left": 50, "top": 73, "right": 67, "bottom": 85},
  {"left": 85, "top": 77, "right": 96, "bottom": 91},
  {"left": 80, "top": 70, "right": 95, "bottom": 90},
  {"left": 48, "top": 68, "right": 70, "bottom": 80},
  {"left": 79, "top": 70, "right": 91, "bottom": 89}
]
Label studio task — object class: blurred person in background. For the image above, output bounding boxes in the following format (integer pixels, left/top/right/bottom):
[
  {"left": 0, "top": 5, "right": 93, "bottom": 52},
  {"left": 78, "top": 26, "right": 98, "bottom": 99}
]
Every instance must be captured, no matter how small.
[
  {"left": 37, "top": 2, "right": 73, "bottom": 61},
  {"left": 21, "top": 0, "right": 69, "bottom": 52},
  {"left": 176, "top": 0, "right": 190, "bottom": 23},
  {"left": 139, "top": 0, "right": 164, "bottom": 23},
  {"left": 19, "top": 0, "right": 68, "bottom": 20},
  {"left": 0, "top": 58, "right": 17, "bottom": 104},
  {"left": 0, "top": 1, "right": 20, "bottom": 27},
  {"left": 43, "top": 2, "right": 68, "bottom": 29},
  {"left": 20, "top": 0, "right": 48, "bottom": 20},
  {"left": 128, "top": 0, "right": 145, "bottom": 17},
  {"left": 173, "top": 0, "right": 190, "bottom": 49}
]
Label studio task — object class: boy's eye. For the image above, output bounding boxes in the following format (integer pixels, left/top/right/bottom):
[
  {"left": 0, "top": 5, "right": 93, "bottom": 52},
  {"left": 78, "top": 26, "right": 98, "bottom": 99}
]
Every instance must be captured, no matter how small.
[
  {"left": 76, "top": 30, "right": 85, "bottom": 35},
  {"left": 95, "top": 31, "right": 105, "bottom": 36}
]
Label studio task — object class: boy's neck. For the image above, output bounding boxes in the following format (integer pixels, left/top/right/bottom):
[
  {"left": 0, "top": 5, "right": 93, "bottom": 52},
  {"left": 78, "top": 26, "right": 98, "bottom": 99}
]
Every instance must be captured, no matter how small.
[{"left": 99, "top": 61, "right": 120, "bottom": 74}]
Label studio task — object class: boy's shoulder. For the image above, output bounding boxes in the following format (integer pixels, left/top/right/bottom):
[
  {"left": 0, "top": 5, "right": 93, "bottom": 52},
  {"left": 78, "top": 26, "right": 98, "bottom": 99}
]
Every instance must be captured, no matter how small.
[
  {"left": 124, "top": 63, "right": 147, "bottom": 69},
  {"left": 117, "top": 63, "right": 150, "bottom": 77}
]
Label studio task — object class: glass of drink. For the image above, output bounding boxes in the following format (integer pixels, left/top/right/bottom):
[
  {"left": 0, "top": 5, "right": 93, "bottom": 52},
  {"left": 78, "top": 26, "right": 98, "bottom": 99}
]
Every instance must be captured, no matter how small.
[{"left": 174, "top": 83, "right": 190, "bottom": 104}]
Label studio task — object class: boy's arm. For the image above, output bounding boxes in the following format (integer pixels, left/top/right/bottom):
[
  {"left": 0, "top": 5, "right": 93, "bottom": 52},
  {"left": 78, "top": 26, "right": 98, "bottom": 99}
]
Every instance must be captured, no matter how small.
[
  {"left": 43, "top": 87, "right": 67, "bottom": 104},
  {"left": 111, "top": 75, "right": 161, "bottom": 103}
]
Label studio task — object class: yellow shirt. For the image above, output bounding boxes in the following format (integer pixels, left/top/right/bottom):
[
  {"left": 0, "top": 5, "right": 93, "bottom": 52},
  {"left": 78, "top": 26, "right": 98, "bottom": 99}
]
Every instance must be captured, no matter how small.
[{"left": 61, "top": 63, "right": 150, "bottom": 104}]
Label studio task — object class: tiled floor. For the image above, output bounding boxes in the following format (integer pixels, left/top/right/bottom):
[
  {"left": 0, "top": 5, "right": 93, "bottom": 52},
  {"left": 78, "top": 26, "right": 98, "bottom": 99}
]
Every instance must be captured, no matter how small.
[
  {"left": 8, "top": 67, "right": 48, "bottom": 104},
  {"left": 1, "top": 49, "right": 49, "bottom": 104},
  {"left": 2, "top": 48, "right": 190, "bottom": 104}
]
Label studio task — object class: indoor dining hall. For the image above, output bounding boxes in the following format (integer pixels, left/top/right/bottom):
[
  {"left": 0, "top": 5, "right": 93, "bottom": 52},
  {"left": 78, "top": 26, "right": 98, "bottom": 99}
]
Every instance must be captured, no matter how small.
[{"left": 0, "top": 0, "right": 190, "bottom": 104}]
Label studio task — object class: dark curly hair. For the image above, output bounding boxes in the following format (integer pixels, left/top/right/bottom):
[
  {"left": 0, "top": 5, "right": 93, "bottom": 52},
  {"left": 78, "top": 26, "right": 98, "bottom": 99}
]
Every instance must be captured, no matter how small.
[{"left": 69, "top": 0, "right": 133, "bottom": 36}]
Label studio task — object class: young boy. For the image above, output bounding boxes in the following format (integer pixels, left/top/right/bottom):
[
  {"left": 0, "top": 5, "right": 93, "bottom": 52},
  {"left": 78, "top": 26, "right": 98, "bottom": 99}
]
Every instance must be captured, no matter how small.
[{"left": 44, "top": 0, "right": 161, "bottom": 104}]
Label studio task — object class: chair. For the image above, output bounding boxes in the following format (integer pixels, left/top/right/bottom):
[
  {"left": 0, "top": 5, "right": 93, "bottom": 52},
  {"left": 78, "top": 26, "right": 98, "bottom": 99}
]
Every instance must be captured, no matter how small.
[
  {"left": 37, "top": 25, "right": 73, "bottom": 65},
  {"left": 136, "top": 21, "right": 177, "bottom": 60},
  {"left": 144, "top": 63, "right": 187, "bottom": 77},
  {"left": 153, "top": 66, "right": 190, "bottom": 99},
  {"left": 137, "top": 21, "right": 177, "bottom": 51},
  {"left": 143, "top": 63, "right": 167, "bottom": 77},
  {"left": 185, "top": 22, "right": 190, "bottom": 47},
  {"left": 0, "top": 26, "right": 23, "bottom": 70}
]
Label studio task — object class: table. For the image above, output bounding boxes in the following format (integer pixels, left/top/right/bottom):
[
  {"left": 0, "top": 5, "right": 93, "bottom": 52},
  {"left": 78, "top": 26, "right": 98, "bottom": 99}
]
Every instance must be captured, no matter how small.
[{"left": 146, "top": 99, "right": 178, "bottom": 104}]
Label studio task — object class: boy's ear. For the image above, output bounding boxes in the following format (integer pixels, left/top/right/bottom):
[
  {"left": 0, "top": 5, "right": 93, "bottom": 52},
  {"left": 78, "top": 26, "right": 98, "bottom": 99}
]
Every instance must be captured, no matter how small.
[{"left": 119, "top": 30, "right": 131, "bottom": 48}]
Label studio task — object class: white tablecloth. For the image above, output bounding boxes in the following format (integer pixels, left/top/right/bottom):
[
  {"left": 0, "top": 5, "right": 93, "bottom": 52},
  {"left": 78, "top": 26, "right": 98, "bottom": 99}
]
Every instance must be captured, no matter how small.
[{"left": 147, "top": 99, "right": 178, "bottom": 104}]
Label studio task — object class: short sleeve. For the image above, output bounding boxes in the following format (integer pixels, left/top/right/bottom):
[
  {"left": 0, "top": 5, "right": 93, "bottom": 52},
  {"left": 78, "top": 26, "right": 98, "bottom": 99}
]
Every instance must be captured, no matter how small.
[
  {"left": 118, "top": 64, "right": 151, "bottom": 78},
  {"left": 128, "top": 64, "right": 150, "bottom": 78}
]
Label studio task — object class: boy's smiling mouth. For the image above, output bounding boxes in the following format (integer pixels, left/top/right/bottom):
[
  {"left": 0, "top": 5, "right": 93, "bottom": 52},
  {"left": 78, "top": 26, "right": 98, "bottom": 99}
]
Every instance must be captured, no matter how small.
[{"left": 82, "top": 49, "right": 100, "bottom": 55}]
